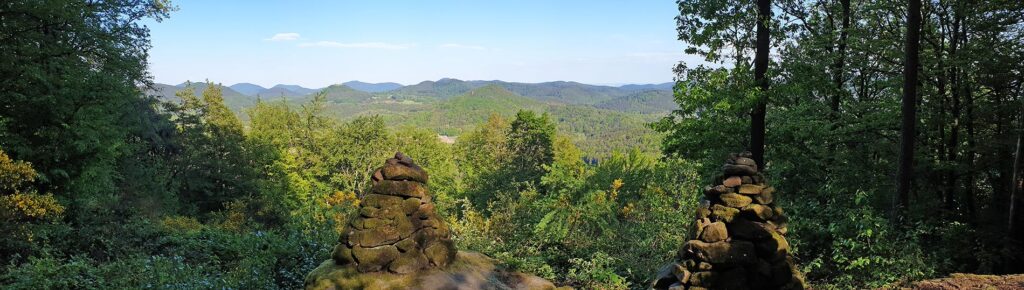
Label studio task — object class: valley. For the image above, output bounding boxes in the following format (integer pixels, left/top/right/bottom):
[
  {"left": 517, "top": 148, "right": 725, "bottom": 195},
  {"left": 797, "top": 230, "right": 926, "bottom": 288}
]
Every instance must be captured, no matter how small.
[{"left": 148, "top": 78, "right": 677, "bottom": 158}]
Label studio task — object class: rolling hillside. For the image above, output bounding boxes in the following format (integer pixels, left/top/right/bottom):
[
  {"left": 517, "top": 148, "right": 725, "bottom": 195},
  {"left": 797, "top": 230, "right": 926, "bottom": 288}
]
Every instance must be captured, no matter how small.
[
  {"left": 388, "top": 85, "right": 661, "bottom": 157},
  {"left": 420, "top": 85, "right": 547, "bottom": 135},
  {"left": 229, "top": 83, "right": 266, "bottom": 96},
  {"left": 387, "top": 78, "right": 671, "bottom": 105},
  {"left": 344, "top": 81, "right": 403, "bottom": 92},
  {"left": 320, "top": 84, "right": 374, "bottom": 103},
  {"left": 497, "top": 81, "right": 628, "bottom": 104},
  {"left": 150, "top": 78, "right": 675, "bottom": 158},
  {"left": 147, "top": 82, "right": 256, "bottom": 111},
  {"left": 271, "top": 84, "right": 319, "bottom": 95},
  {"left": 388, "top": 78, "right": 486, "bottom": 99},
  {"left": 619, "top": 82, "right": 674, "bottom": 91},
  {"left": 595, "top": 90, "right": 678, "bottom": 114}
]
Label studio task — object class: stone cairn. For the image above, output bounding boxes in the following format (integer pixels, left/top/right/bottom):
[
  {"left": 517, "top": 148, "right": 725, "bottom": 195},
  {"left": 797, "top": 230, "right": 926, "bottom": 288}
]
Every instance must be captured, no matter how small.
[
  {"left": 330, "top": 152, "right": 457, "bottom": 274},
  {"left": 652, "top": 152, "right": 806, "bottom": 290}
]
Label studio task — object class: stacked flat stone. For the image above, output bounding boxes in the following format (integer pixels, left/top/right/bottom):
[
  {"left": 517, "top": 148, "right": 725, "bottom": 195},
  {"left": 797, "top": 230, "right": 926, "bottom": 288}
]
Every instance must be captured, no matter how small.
[
  {"left": 652, "top": 152, "right": 806, "bottom": 290},
  {"left": 330, "top": 152, "right": 457, "bottom": 274}
]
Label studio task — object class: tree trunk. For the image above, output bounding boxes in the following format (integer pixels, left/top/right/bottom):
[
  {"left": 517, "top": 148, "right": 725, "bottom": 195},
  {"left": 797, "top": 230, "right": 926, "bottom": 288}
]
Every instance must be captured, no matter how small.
[
  {"left": 944, "top": 13, "right": 963, "bottom": 215},
  {"left": 1010, "top": 113, "right": 1024, "bottom": 239},
  {"left": 965, "top": 82, "right": 977, "bottom": 223},
  {"left": 933, "top": 7, "right": 948, "bottom": 205},
  {"left": 895, "top": 0, "right": 922, "bottom": 218},
  {"left": 958, "top": 19, "right": 976, "bottom": 223},
  {"left": 831, "top": 0, "right": 850, "bottom": 114},
  {"left": 828, "top": 0, "right": 852, "bottom": 163},
  {"left": 751, "top": 0, "right": 771, "bottom": 168}
]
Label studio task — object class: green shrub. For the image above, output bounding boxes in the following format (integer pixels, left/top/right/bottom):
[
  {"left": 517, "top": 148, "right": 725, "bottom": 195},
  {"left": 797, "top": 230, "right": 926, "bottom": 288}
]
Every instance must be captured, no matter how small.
[
  {"left": 0, "top": 254, "right": 216, "bottom": 289},
  {"left": 565, "top": 252, "right": 631, "bottom": 290},
  {"left": 791, "top": 191, "right": 935, "bottom": 289}
]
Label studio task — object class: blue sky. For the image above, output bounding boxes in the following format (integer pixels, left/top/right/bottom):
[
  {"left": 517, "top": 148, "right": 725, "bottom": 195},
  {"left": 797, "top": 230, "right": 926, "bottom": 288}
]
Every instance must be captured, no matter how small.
[{"left": 145, "top": 1, "right": 693, "bottom": 88}]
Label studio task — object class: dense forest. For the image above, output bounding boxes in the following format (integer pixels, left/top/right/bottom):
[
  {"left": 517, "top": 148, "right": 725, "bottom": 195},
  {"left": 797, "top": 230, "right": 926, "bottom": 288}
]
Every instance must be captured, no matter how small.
[
  {"left": 147, "top": 79, "right": 672, "bottom": 159},
  {"left": 657, "top": 0, "right": 1024, "bottom": 285},
  {"left": 1, "top": 0, "right": 1023, "bottom": 290}
]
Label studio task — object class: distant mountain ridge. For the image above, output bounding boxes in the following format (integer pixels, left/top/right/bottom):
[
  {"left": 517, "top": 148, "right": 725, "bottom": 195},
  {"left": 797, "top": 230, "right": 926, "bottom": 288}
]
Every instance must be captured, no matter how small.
[
  {"left": 146, "top": 82, "right": 255, "bottom": 111},
  {"left": 148, "top": 78, "right": 676, "bottom": 113},
  {"left": 256, "top": 86, "right": 301, "bottom": 98},
  {"left": 344, "top": 81, "right": 403, "bottom": 93},
  {"left": 145, "top": 79, "right": 675, "bottom": 158},
  {"left": 619, "top": 82, "right": 674, "bottom": 91},
  {"left": 222, "top": 83, "right": 322, "bottom": 97},
  {"left": 386, "top": 78, "right": 674, "bottom": 105},
  {"left": 229, "top": 83, "right": 266, "bottom": 96},
  {"left": 160, "top": 79, "right": 673, "bottom": 99},
  {"left": 272, "top": 84, "right": 319, "bottom": 96}
]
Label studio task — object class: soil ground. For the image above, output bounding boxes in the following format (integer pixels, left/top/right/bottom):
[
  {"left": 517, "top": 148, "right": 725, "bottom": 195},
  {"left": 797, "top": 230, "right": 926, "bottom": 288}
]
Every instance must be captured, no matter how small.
[{"left": 906, "top": 273, "right": 1024, "bottom": 290}]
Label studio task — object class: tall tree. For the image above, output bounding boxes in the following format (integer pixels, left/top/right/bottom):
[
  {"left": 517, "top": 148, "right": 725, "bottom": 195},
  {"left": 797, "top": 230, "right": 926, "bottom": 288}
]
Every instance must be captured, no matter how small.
[
  {"left": 1011, "top": 116, "right": 1024, "bottom": 239},
  {"left": 506, "top": 110, "right": 557, "bottom": 189},
  {"left": 751, "top": 0, "right": 772, "bottom": 167},
  {"left": 658, "top": 0, "right": 761, "bottom": 177},
  {"left": 895, "top": 0, "right": 922, "bottom": 217},
  {"left": 171, "top": 83, "right": 258, "bottom": 213},
  {"left": 832, "top": 0, "right": 851, "bottom": 111},
  {"left": 0, "top": 1, "right": 173, "bottom": 199}
]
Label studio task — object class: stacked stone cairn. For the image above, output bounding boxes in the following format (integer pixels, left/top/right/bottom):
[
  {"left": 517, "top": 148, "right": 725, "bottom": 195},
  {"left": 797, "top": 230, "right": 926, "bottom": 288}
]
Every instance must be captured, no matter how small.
[
  {"left": 330, "top": 152, "right": 457, "bottom": 274},
  {"left": 652, "top": 152, "right": 806, "bottom": 290}
]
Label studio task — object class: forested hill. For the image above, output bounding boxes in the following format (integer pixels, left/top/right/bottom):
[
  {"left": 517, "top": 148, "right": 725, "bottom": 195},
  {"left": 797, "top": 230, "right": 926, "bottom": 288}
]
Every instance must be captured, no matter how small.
[
  {"left": 6, "top": 1, "right": 1023, "bottom": 289},
  {"left": 148, "top": 79, "right": 675, "bottom": 104},
  {"left": 147, "top": 80, "right": 677, "bottom": 158},
  {"left": 150, "top": 82, "right": 254, "bottom": 110}
]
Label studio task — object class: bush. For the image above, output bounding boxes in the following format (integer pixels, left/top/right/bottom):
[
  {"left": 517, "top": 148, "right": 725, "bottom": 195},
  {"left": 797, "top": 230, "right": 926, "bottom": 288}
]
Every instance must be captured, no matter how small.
[
  {"left": 0, "top": 212, "right": 336, "bottom": 289},
  {"left": 790, "top": 191, "right": 936, "bottom": 289},
  {"left": 0, "top": 254, "right": 216, "bottom": 289},
  {"left": 565, "top": 252, "right": 631, "bottom": 290},
  {"left": 448, "top": 151, "right": 700, "bottom": 289}
]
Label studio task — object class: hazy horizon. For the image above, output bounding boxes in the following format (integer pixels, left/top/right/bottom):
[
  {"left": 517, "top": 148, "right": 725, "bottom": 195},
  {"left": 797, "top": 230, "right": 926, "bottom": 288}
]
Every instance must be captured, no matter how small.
[{"left": 157, "top": 78, "right": 677, "bottom": 89}]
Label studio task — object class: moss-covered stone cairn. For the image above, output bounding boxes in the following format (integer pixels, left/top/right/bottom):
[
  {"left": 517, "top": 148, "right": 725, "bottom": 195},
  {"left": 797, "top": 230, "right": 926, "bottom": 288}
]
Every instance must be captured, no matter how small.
[
  {"left": 332, "top": 152, "right": 457, "bottom": 274},
  {"left": 305, "top": 152, "right": 562, "bottom": 290},
  {"left": 652, "top": 152, "right": 807, "bottom": 290}
]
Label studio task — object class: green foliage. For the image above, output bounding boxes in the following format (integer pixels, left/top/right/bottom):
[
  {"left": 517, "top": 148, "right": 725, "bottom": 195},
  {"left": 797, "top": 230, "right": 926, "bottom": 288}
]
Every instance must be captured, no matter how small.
[
  {"left": 507, "top": 111, "right": 557, "bottom": 188},
  {"left": 0, "top": 2, "right": 701, "bottom": 289},
  {"left": 268, "top": 84, "right": 665, "bottom": 160},
  {"left": 0, "top": 219, "right": 333, "bottom": 289},
  {"left": 0, "top": 150, "right": 67, "bottom": 267},
  {"left": 790, "top": 191, "right": 935, "bottom": 289},
  {"left": 428, "top": 85, "right": 547, "bottom": 136},
  {"left": 171, "top": 82, "right": 264, "bottom": 213},
  {"left": 565, "top": 252, "right": 631, "bottom": 290},
  {"left": 653, "top": 65, "right": 757, "bottom": 177},
  {"left": 451, "top": 135, "right": 700, "bottom": 289},
  {"left": 6, "top": 0, "right": 1020, "bottom": 289},
  {"left": 675, "top": 0, "right": 757, "bottom": 63},
  {"left": 454, "top": 114, "right": 511, "bottom": 208},
  {"left": 661, "top": 0, "right": 1024, "bottom": 287},
  {"left": 549, "top": 105, "right": 663, "bottom": 159},
  {"left": 594, "top": 90, "right": 678, "bottom": 114},
  {"left": 0, "top": 0, "right": 173, "bottom": 204}
]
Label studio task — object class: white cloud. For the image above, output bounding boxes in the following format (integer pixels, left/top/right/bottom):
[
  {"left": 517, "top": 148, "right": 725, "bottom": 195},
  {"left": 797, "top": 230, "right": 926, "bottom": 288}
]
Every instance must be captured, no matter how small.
[
  {"left": 298, "top": 41, "right": 413, "bottom": 50},
  {"left": 438, "top": 43, "right": 486, "bottom": 50},
  {"left": 265, "top": 33, "right": 301, "bottom": 41}
]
